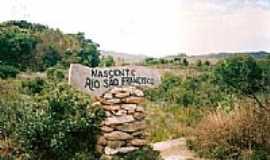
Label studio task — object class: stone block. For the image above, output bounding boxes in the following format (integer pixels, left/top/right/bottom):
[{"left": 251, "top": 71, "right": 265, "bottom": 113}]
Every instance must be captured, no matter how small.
[
  {"left": 104, "top": 131, "right": 133, "bottom": 140},
  {"left": 104, "top": 115, "right": 135, "bottom": 125}
]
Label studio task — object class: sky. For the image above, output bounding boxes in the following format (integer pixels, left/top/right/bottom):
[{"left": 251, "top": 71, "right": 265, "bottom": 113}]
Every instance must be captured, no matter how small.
[{"left": 0, "top": 0, "right": 270, "bottom": 57}]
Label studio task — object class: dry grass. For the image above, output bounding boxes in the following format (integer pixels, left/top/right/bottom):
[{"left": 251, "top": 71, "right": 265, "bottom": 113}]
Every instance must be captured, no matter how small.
[{"left": 191, "top": 103, "right": 270, "bottom": 159}]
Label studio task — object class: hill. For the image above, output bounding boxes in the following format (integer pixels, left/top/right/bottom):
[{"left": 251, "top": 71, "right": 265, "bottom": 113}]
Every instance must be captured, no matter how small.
[
  {"left": 100, "top": 50, "right": 147, "bottom": 65},
  {"left": 0, "top": 20, "right": 100, "bottom": 72}
]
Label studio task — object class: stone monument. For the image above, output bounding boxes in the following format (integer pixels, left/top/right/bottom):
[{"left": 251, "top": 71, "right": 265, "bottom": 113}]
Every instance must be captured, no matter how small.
[{"left": 68, "top": 64, "right": 161, "bottom": 159}]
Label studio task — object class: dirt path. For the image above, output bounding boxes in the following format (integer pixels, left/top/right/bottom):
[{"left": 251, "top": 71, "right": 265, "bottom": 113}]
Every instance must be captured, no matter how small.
[{"left": 152, "top": 138, "right": 202, "bottom": 160}]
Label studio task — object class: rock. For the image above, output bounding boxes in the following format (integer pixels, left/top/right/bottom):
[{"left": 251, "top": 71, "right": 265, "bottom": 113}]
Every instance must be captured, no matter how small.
[
  {"left": 121, "top": 104, "right": 137, "bottom": 113},
  {"left": 134, "top": 89, "right": 144, "bottom": 97},
  {"left": 107, "top": 140, "right": 125, "bottom": 148},
  {"left": 104, "top": 131, "right": 133, "bottom": 140},
  {"left": 104, "top": 115, "right": 135, "bottom": 125},
  {"left": 101, "top": 98, "right": 121, "bottom": 105},
  {"left": 123, "top": 97, "right": 144, "bottom": 104},
  {"left": 115, "top": 121, "right": 146, "bottom": 132},
  {"left": 102, "top": 105, "right": 120, "bottom": 111},
  {"left": 104, "top": 147, "right": 118, "bottom": 155},
  {"left": 130, "top": 139, "right": 146, "bottom": 146},
  {"left": 115, "top": 92, "right": 130, "bottom": 98},
  {"left": 134, "top": 112, "right": 145, "bottom": 120},
  {"left": 111, "top": 87, "right": 129, "bottom": 94},
  {"left": 105, "top": 111, "right": 112, "bottom": 117},
  {"left": 135, "top": 106, "right": 145, "bottom": 112},
  {"left": 97, "top": 136, "right": 107, "bottom": 145},
  {"left": 104, "top": 146, "right": 138, "bottom": 155},
  {"left": 101, "top": 126, "right": 114, "bottom": 132},
  {"left": 132, "top": 131, "right": 145, "bottom": 137},
  {"left": 104, "top": 93, "right": 113, "bottom": 99},
  {"left": 117, "top": 146, "right": 139, "bottom": 154},
  {"left": 114, "top": 110, "right": 127, "bottom": 116}
]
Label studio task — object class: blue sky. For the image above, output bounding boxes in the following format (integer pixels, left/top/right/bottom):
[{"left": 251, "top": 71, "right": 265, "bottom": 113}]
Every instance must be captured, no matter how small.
[{"left": 0, "top": 0, "right": 270, "bottom": 57}]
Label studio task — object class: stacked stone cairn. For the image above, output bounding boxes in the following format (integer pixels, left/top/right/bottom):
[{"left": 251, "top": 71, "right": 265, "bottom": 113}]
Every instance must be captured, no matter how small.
[{"left": 94, "top": 86, "right": 146, "bottom": 159}]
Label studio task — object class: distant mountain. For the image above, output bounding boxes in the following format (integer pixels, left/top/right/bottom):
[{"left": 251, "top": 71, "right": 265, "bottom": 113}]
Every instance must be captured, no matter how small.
[
  {"left": 100, "top": 50, "right": 147, "bottom": 65},
  {"left": 190, "top": 51, "right": 270, "bottom": 59}
]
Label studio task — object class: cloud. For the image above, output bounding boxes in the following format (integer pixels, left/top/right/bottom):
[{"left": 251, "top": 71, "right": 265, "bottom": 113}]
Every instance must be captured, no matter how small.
[{"left": 0, "top": 0, "right": 270, "bottom": 56}]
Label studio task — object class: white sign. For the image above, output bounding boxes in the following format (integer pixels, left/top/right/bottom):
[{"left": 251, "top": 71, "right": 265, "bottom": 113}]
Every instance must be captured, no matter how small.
[{"left": 69, "top": 64, "right": 161, "bottom": 96}]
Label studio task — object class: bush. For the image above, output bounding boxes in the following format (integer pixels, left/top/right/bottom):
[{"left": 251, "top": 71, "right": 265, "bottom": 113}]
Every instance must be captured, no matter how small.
[
  {"left": 15, "top": 83, "right": 105, "bottom": 160},
  {"left": 112, "top": 146, "right": 163, "bottom": 160},
  {"left": 21, "top": 78, "right": 47, "bottom": 95},
  {"left": 0, "top": 65, "right": 19, "bottom": 79},
  {"left": 190, "top": 105, "right": 270, "bottom": 159},
  {"left": 47, "top": 67, "right": 66, "bottom": 81}
]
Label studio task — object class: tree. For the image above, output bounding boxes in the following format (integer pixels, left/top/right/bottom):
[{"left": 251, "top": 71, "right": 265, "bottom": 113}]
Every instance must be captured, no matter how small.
[
  {"left": 78, "top": 44, "right": 100, "bottom": 67},
  {"left": 100, "top": 55, "right": 115, "bottom": 67},
  {"left": 0, "top": 27, "right": 37, "bottom": 70},
  {"left": 196, "top": 59, "right": 202, "bottom": 67},
  {"left": 183, "top": 58, "right": 189, "bottom": 66},
  {"left": 204, "top": 60, "right": 210, "bottom": 66},
  {"left": 214, "top": 55, "right": 267, "bottom": 109}
]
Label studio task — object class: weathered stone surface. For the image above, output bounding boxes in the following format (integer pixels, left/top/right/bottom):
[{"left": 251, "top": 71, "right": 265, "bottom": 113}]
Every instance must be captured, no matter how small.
[
  {"left": 134, "top": 112, "right": 145, "bottom": 120},
  {"left": 110, "top": 87, "right": 129, "bottom": 94},
  {"left": 101, "top": 126, "right": 114, "bottom": 132},
  {"left": 104, "top": 93, "right": 113, "bottom": 99},
  {"left": 104, "top": 146, "right": 139, "bottom": 155},
  {"left": 117, "top": 147, "right": 139, "bottom": 154},
  {"left": 102, "top": 105, "right": 120, "bottom": 111},
  {"left": 115, "top": 121, "right": 146, "bottom": 132},
  {"left": 107, "top": 140, "right": 125, "bottom": 149},
  {"left": 101, "top": 98, "right": 121, "bottom": 105},
  {"left": 121, "top": 104, "right": 137, "bottom": 113},
  {"left": 104, "top": 147, "right": 118, "bottom": 155},
  {"left": 135, "top": 106, "right": 145, "bottom": 112},
  {"left": 97, "top": 136, "right": 107, "bottom": 146},
  {"left": 105, "top": 111, "right": 112, "bottom": 117},
  {"left": 104, "top": 115, "right": 135, "bottom": 125},
  {"left": 130, "top": 139, "right": 146, "bottom": 146},
  {"left": 132, "top": 131, "right": 145, "bottom": 137},
  {"left": 104, "top": 131, "right": 133, "bottom": 140},
  {"left": 123, "top": 97, "right": 144, "bottom": 104},
  {"left": 69, "top": 64, "right": 161, "bottom": 96},
  {"left": 114, "top": 110, "right": 127, "bottom": 116},
  {"left": 114, "top": 92, "right": 130, "bottom": 98}
]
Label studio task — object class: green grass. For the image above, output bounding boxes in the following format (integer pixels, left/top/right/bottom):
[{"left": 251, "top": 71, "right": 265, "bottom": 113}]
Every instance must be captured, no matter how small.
[{"left": 144, "top": 101, "right": 208, "bottom": 142}]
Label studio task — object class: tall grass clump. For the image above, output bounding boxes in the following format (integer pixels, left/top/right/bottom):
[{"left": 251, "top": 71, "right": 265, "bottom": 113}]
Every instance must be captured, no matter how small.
[{"left": 190, "top": 104, "right": 270, "bottom": 159}]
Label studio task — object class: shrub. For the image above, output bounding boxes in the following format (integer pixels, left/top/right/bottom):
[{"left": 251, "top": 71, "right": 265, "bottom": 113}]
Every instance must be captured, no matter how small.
[
  {"left": 215, "top": 55, "right": 267, "bottom": 109},
  {"left": 46, "top": 67, "right": 66, "bottom": 81},
  {"left": 15, "top": 83, "right": 105, "bottom": 160},
  {"left": 112, "top": 146, "right": 163, "bottom": 160},
  {"left": 190, "top": 105, "right": 270, "bottom": 159},
  {"left": 0, "top": 65, "right": 19, "bottom": 79},
  {"left": 21, "top": 78, "right": 47, "bottom": 95}
]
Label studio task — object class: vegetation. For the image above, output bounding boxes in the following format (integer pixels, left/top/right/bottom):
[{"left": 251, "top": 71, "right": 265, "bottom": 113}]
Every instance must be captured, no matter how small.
[
  {"left": 1, "top": 20, "right": 270, "bottom": 160},
  {"left": 145, "top": 54, "right": 270, "bottom": 159},
  {"left": 100, "top": 55, "right": 115, "bottom": 67},
  {"left": 0, "top": 20, "right": 100, "bottom": 75}
]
